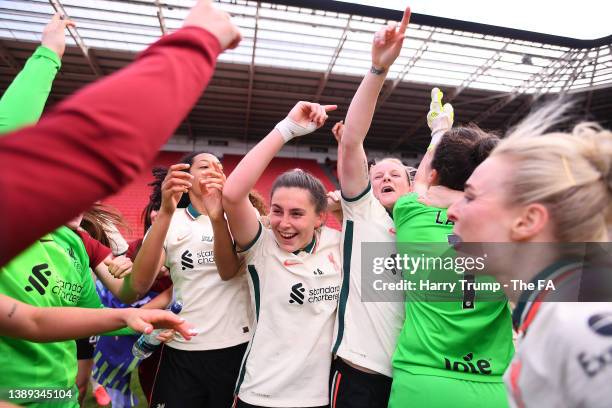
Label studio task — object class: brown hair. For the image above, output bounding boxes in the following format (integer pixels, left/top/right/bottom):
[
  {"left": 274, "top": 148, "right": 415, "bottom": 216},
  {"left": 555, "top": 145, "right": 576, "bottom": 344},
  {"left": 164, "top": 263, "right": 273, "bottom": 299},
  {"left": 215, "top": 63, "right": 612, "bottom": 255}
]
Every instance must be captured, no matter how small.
[
  {"left": 271, "top": 169, "right": 327, "bottom": 214},
  {"left": 431, "top": 125, "right": 499, "bottom": 191},
  {"left": 249, "top": 189, "right": 269, "bottom": 216},
  {"left": 81, "top": 203, "right": 129, "bottom": 247}
]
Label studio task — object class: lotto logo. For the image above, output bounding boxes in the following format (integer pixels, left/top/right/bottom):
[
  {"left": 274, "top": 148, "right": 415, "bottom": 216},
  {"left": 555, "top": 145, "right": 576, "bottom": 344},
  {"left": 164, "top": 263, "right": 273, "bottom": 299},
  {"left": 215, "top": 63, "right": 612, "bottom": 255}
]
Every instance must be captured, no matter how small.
[
  {"left": 181, "top": 250, "right": 194, "bottom": 270},
  {"left": 289, "top": 283, "right": 306, "bottom": 305},
  {"left": 24, "top": 264, "right": 52, "bottom": 295}
]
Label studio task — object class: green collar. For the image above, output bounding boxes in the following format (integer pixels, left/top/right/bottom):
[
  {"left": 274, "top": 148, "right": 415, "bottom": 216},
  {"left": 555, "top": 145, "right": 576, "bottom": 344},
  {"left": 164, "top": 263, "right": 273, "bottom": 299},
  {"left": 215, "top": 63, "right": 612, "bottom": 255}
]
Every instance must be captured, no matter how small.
[
  {"left": 186, "top": 203, "right": 201, "bottom": 219},
  {"left": 293, "top": 235, "right": 317, "bottom": 255}
]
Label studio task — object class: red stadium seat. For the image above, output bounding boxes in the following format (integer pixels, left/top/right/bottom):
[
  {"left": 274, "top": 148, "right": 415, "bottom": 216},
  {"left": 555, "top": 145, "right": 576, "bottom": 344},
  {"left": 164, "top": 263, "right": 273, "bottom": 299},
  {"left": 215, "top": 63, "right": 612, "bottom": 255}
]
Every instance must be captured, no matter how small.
[
  {"left": 105, "top": 152, "right": 341, "bottom": 240},
  {"left": 222, "top": 155, "right": 341, "bottom": 231}
]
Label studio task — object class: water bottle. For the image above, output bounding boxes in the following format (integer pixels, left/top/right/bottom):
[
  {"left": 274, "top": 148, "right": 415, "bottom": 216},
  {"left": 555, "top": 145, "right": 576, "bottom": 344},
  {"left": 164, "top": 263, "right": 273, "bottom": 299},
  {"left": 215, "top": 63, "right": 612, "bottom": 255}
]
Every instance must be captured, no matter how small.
[{"left": 132, "top": 300, "right": 183, "bottom": 359}]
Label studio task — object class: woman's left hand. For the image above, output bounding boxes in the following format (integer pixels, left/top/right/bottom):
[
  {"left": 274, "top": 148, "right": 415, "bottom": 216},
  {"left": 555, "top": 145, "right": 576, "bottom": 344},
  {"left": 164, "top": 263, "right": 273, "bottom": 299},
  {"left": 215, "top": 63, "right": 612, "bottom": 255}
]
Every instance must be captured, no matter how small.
[{"left": 200, "top": 161, "right": 226, "bottom": 221}]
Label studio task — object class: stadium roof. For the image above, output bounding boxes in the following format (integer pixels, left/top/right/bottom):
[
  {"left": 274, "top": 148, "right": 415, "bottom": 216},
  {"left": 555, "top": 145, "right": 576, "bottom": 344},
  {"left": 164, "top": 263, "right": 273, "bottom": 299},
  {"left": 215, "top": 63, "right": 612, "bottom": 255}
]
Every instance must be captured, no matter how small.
[{"left": 1, "top": 0, "right": 611, "bottom": 153}]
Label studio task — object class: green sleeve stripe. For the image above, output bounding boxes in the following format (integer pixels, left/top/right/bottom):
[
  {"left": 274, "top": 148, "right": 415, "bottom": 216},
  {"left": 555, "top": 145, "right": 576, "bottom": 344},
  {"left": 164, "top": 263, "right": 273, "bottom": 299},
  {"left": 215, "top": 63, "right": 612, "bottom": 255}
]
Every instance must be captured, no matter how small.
[
  {"left": 237, "top": 222, "right": 263, "bottom": 253},
  {"left": 248, "top": 265, "right": 261, "bottom": 321},
  {"left": 341, "top": 183, "right": 371, "bottom": 202},
  {"left": 332, "top": 220, "right": 354, "bottom": 355},
  {"left": 234, "top": 265, "right": 260, "bottom": 395}
]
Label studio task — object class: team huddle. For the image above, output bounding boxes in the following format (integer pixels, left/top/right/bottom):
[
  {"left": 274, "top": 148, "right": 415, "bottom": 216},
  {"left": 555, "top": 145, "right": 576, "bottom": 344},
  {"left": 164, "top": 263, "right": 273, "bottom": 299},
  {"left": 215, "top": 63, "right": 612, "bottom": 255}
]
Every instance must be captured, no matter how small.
[{"left": 0, "top": 1, "right": 611, "bottom": 408}]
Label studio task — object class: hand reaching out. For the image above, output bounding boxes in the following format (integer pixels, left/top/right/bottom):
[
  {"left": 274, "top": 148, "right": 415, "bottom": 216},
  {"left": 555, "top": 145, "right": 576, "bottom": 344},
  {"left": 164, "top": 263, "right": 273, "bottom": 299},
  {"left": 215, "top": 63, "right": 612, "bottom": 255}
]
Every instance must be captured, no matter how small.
[
  {"left": 124, "top": 308, "right": 196, "bottom": 340},
  {"left": 371, "top": 7, "right": 411, "bottom": 71}
]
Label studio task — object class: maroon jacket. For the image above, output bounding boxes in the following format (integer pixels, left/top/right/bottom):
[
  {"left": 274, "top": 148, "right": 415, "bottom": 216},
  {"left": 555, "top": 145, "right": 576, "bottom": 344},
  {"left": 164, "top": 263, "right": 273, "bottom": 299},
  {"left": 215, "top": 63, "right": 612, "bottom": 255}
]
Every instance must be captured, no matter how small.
[{"left": 0, "top": 27, "right": 221, "bottom": 266}]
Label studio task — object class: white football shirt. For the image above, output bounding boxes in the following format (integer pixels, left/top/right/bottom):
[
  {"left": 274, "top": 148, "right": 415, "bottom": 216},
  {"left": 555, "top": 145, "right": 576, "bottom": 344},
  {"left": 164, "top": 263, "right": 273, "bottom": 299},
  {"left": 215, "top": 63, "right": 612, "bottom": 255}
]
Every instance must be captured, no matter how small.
[
  {"left": 236, "top": 224, "right": 342, "bottom": 407},
  {"left": 164, "top": 204, "right": 252, "bottom": 351},
  {"left": 507, "top": 261, "right": 612, "bottom": 408},
  {"left": 331, "top": 184, "right": 405, "bottom": 377}
]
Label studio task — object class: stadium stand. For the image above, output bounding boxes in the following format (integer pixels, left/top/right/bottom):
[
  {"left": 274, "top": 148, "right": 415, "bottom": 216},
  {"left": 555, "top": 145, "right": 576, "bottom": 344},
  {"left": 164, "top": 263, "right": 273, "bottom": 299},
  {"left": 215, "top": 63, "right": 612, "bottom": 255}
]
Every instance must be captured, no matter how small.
[
  {"left": 105, "top": 152, "right": 341, "bottom": 240},
  {"left": 104, "top": 151, "right": 183, "bottom": 240},
  {"left": 221, "top": 154, "right": 341, "bottom": 230}
]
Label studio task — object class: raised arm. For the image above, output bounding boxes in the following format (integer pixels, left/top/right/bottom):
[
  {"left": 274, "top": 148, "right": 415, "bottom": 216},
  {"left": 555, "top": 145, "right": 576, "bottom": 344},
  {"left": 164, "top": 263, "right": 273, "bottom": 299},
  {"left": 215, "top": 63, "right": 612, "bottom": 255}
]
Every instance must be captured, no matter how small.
[
  {"left": 198, "top": 161, "right": 242, "bottom": 280},
  {"left": 0, "top": 13, "right": 74, "bottom": 135},
  {"left": 130, "top": 163, "right": 192, "bottom": 301},
  {"left": 340, "top": 7, "right": 411, "bottom": 198},
  {"left": 0, "top": 0, "right": 242, "bottom": 267},
  {"left": 223, "top": 102, "right": 336, "bottom": 248},
  {"left": 413, "top": 88, "right": 454, "bottom": 196}
]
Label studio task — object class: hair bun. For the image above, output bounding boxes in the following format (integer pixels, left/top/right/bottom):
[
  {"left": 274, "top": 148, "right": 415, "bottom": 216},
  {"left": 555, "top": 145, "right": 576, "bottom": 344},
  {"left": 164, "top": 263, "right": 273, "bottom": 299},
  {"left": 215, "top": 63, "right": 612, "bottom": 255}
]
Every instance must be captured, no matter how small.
[{"left": 574, "top": 123, "right": 612, "bottom": 195}]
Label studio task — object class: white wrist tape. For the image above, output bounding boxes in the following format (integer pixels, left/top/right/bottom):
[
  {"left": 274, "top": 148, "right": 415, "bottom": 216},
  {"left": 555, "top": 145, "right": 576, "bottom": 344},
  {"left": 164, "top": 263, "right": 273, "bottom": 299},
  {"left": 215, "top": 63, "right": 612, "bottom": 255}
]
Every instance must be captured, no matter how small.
[
  {"left": 275, "top": 117, "right": 317, "bottom": 143},
  {"left": 430, "top": 129, "right": 446, "bottom": 146}
]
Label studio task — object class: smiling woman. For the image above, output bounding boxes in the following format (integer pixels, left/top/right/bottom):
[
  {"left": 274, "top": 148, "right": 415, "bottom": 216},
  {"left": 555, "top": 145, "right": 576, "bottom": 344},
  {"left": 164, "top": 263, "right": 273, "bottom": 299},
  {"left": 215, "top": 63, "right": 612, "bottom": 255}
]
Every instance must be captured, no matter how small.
[
  {"left": 128, "top": 151, "right": 252, "bottom": 408},
  {"left": 222, "top": 101, "right": 342, "bottom": 408}
]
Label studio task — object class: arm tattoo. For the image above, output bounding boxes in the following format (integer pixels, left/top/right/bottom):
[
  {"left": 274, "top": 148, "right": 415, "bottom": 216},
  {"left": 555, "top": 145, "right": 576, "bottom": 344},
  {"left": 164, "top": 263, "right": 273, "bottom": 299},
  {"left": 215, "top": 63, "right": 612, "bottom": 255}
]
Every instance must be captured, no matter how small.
[
  {"left": 370, "top": 65, "right": 386, "bottom": 75},
  {"left": 363, "top": 159, "right": 369, "bottom": 182},
  {"left": 7, "top": 303, "right": 17, "bottom": 318}
]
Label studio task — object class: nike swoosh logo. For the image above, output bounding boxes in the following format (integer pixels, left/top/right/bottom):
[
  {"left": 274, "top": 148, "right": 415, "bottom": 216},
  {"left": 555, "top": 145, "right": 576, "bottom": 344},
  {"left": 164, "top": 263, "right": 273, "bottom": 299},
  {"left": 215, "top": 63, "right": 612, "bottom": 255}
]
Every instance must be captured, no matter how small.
[
  {"left": 283, "top": 260, "right": 302, "bottom": 267},
  {"left": 176, "top": 232, "right": 190, "bottom": 242}
]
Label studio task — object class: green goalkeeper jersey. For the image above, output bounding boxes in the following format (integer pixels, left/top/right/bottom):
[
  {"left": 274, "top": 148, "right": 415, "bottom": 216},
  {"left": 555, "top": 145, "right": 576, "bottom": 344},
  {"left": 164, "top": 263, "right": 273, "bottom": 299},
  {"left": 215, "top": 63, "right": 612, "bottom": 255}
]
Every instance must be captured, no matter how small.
[
  {"left": 0, "top": 227, "right": 131, "bottom": 407},
  {"left": 392, "top": 193, "right": 514, "bottom": 382}
]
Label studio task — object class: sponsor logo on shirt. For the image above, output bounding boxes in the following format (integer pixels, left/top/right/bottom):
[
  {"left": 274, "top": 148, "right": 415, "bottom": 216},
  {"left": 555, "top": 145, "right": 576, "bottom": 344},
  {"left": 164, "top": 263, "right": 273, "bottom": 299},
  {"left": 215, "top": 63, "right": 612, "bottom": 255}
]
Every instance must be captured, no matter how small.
[
  {"left": 24, "top": 263, "right": 52, "bottom": 295},
  {"left": 588, "top": 313, "right": 612, "bottom": 336},
  {"left": 444, "top": 352, "right": 492, "bottom": 375},
  {"left": 288, "top": 282, "right": 341, "bottom": 305},
  {"left": 289, "top": 283, "right": 306, "bottom": 305},
  {"left": 578, "top": 348, "right": 612, "bottom": 378},
  {"left": 181, "top": 250, "right": 194, "bottom": 271},
  {"left": 196, "top": 250, "right": 214, "bottom": 265},
  {"left": 201, "top": 235, "right": 213, "bottom": 243}
]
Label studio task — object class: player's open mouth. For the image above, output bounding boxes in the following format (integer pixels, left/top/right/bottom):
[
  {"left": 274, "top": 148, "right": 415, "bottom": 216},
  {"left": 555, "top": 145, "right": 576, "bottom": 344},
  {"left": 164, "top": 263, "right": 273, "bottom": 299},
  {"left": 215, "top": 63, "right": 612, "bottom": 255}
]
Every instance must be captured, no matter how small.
[
  {"left": 381, "top": 185, "right": 395, "bottom": 194},
  {"left": 279, "top": 231, "right": 298, "bottom": 240}
]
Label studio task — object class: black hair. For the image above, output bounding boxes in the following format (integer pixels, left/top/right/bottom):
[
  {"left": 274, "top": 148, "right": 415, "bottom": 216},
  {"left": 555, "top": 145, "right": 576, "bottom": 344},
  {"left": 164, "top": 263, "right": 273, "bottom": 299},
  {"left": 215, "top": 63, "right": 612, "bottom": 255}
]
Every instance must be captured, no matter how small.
[
  {"left": 431, "top": 125, "right": 499, "bottom": 191},
  {"left": 271, "top": 169, "right": 327, "bottom": 214},
  {"left": 141, "top": 166, "right": 167, "bottom": 235},
  {"left": 176, "top": 151, "right": 217, "bottom": 208}
]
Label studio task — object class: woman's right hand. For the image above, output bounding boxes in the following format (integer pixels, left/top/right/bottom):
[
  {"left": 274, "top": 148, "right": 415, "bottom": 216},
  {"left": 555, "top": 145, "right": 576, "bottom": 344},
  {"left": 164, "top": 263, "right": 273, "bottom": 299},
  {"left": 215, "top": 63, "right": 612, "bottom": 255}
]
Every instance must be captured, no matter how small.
[
  {"left": 160, "top": 163, "right": 194, "bottom": 214},
  {"left": 287, "top": 101, "right": 337, "bottom": 131}
]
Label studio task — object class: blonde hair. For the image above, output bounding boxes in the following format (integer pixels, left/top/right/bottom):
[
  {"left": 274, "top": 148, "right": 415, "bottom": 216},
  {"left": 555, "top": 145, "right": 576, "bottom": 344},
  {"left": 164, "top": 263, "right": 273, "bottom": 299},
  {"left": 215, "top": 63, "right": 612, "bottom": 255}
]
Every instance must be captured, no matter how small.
[
  {"left": 492, "top": 101, "right": 612, "bottom": 242},
  {"left": 372, "top": 157, "right": 412, "bottom": 185}
]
